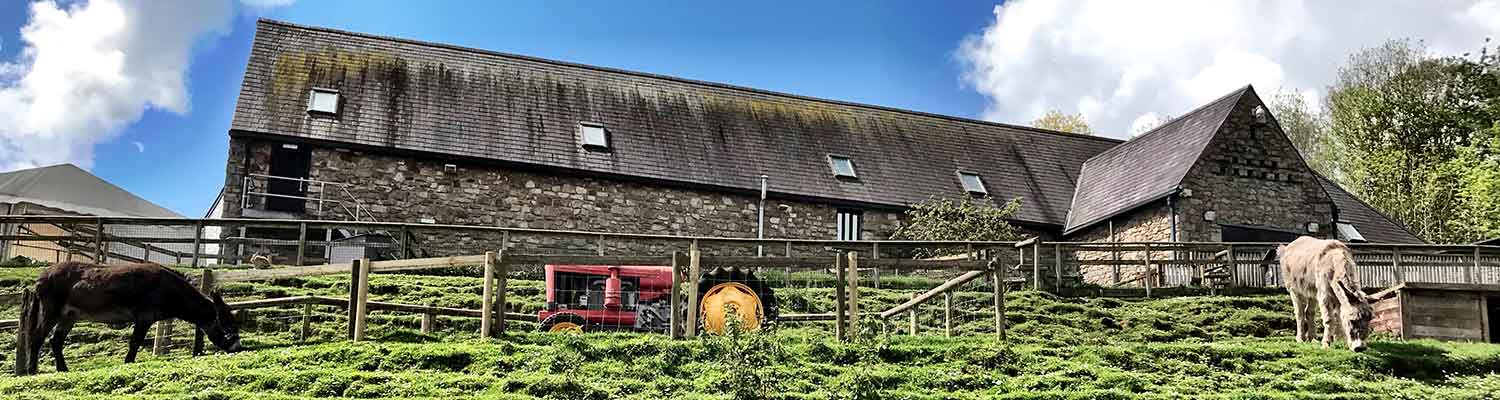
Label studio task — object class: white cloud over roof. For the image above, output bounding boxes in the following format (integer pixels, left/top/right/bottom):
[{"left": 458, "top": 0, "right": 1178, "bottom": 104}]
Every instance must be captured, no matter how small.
[{"left": 957, "top": 0, "right": 1500, "bottom": 139}]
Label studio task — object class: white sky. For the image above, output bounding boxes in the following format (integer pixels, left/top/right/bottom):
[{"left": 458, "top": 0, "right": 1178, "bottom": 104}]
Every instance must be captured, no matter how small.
[{"left": 957, "top": 0, "right": 1500, "bottom": 138}]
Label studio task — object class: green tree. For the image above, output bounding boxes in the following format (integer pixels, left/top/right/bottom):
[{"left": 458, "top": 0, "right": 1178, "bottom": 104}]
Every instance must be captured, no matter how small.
[
  {"left": 890, "top": 196, "right": 1024, "bottom": 257},
  {"left": 1267, "top": 89, "right": 1341, "bottom": 179},
  {"left": 1325, "top": 39, "right": 1500, "bottom": 243},
  {"left": 1032, "top": 110, "right": 1095, "bottom": 135}
]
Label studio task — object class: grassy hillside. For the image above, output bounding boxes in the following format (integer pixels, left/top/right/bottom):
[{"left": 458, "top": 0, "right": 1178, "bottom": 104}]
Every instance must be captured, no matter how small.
[{"left": 0, "top": 265, "right": 1497, "bottom": 399}]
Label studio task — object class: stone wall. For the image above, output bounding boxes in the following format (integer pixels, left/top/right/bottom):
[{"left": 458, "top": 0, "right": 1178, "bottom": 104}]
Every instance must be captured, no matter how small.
[
  {"left": 1064, "top": 93, "right": 1334, "bottom": 286},
  {"left": 1069, "top": 203, "right": 1173, "bottom": 285},
  {"left": 1175, "top": 94, "right": 1335, "bottom": 242},
  {"left": 224, "top": 137, "right": 907, "bottom": 257}
]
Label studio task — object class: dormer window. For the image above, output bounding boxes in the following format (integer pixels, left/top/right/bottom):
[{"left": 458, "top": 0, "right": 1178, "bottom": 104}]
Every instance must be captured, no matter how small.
[
  {"left": 828, "top": 154, "right": 857, "bottom": 179},
  {"left": 957, "top": 171, "right": 987, "bottom": 195},
  {"left": 578, "top": 122, "right": 609, "bottom": 150},
  {"left": 307, "top": 88, "right": 340, "bottom": 115}
]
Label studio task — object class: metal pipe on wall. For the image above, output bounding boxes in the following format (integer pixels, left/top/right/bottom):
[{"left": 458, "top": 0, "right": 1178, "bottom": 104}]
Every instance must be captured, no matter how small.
[{"left": 757, "top": 175, "right": 767, "bottom": 257}]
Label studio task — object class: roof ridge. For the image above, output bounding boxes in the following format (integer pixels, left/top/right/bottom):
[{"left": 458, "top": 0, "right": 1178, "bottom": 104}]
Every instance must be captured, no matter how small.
[
  {"left": 1063, "top": 86, "right": 1252, "bottom": 233},
  {"left": 1078, "top": 85, "right": 1251, "bottom": 167},
  {"left": 255, "top": 18, "right": 1123, "bottom": 145}
]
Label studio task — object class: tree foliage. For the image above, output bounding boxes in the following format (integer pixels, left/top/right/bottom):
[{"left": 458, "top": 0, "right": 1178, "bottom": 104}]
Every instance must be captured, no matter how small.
[
  {"left": 890, "top": 196, "right": 1024, "bottom": 257},
  {"left": 1267, "top": 89, "right": 1340, "bottom": 179},
  {"left": 1321, "top": 39, "right": 1500, "bottom": 243},
  {"left": 1031, "top": 110, "right": 1095, "bottom": 135}
]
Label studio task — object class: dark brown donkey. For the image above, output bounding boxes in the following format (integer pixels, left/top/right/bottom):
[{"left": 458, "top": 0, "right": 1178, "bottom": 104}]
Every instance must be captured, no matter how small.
[{"left": 25, "top": 261, "right": 241, "bottom": 373}]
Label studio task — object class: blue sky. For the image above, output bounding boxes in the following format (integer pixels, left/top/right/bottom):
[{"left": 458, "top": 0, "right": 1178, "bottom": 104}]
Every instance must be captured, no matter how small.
[
  {"left": 0, "top": 0, "right": 997, "bottom": 217},
  {"left": 3, "top": 1, "right": 1495, "bottom": 218}
]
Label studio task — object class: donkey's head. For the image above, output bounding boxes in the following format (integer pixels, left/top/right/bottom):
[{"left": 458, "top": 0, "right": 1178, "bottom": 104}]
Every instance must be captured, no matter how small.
[
  {"left": 1335, "top": 280, "right": 1376, "bottom": 352},
  {"left": 203, "top": 290, "right": 243, "bottom": 352}
]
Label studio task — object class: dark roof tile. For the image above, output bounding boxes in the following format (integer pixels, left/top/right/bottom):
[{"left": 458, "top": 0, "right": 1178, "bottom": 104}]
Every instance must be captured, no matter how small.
[
  {"left": 1064, "top": 87, "right": 1248, "bottom": 232},
  {"left": 231, "top": 19, "right": 1121, "bottom": 226}
]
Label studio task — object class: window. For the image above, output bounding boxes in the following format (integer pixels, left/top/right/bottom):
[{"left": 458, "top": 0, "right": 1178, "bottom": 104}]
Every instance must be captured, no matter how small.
[
  {"left": 957, "top": 171, "right": 987, "bottom": 195},
  {"left": 1336, "top": 222, "right": 1367, "bottom": 242},
  {"left": 836, "top": 209, "right": 862, "bottom": 241},
  {"left": 307, "top": 88, "right": 340, "bottom": 115},
  {"left": 578, "top": 122, "right": 609, "bottom": 150},
  {"left": 828, "top": 154, "right": 857, "bottom": 178}
]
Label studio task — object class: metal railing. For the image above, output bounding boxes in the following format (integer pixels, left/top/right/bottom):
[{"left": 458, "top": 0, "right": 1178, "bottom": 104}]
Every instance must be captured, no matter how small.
[{"left": 240, "top": 174, "right": 377, "bottom": 222}]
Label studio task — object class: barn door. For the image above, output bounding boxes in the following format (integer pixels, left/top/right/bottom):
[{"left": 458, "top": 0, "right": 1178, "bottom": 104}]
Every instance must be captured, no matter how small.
[{"left": 266, "top": 144, "right": 312, "bottom": 213}]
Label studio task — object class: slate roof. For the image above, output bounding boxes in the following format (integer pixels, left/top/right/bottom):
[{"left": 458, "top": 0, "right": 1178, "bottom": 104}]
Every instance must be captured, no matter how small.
[
  {"left": 1317, "top": 176, "right": 1424, "bottom": 243},
  {"left": 1064, "top": 87, "right": 1250, "bottom": 233},
  {"left": 0, "top": 164, "right": 184, "bottom": 218},
  {"left": 229, "top": 20, "right": 1123, "bottom": 227}
]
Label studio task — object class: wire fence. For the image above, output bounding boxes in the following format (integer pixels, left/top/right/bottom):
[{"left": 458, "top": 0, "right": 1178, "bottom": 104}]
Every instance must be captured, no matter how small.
[{"left": 4, "top": 216, "right": 1500, "bottom": 375}]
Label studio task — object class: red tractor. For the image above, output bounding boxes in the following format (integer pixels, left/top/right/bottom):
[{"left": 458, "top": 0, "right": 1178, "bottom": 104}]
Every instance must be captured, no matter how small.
[{"left": 537, "top": 265, "right": 777, "bottom": 334}]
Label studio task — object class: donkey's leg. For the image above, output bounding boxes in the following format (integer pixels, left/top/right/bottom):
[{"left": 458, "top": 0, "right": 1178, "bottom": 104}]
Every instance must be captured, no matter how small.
[
  {"left": 124, "top": 321, "right": 154, "bottom": 363},
  {"left": 48, "top": 318, "right": 76, "bottom": 372},
  {"left": 1317, "top": 285, "right": 1338, "bottom": 348},
  {"left": 1288, "top": 293, "right": 1304, "bottom": 342}
]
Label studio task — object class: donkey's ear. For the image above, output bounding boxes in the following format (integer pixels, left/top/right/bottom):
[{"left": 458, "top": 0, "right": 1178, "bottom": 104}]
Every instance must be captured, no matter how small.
[
  {"left": 1335, "top": 280, "right": 1362, "bottom": 301},
  {"left": 210, "top": 290, "right": 226, "bottom": 304}
]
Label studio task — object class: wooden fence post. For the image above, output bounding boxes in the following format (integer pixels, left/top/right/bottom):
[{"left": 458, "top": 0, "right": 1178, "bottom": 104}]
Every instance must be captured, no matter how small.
[
  {"left": 295, "top": 222, "right": 307, "bottom": 266},
  {"left": 834, "top": 254, "right": 847, "bottom": 341},
  {"left": 397, "top": 224, "right": 409, "bottom": 259},
  {"left": 94, "top": 218, "right": 105, "bottom": 263},
  {"left": 686, "top": 240, "right": 701, "bottom": 338},
  {"left": 480, "top": 251, "right": 495, "bottom": 339},
  {"left": 1053, "top": 243, "right": 1063, "bottom": 293},
  {"left": 872, "top": 242, "right": 881, "bottom": 289},
  {"left": 1032, "top": 240, "right": 1041, "bottom": 290},
  {"left": 420, "top": 309, "right": 435, "bottom": 335},
  {"left": 153, "top": 319, "right": 172, "bottom": 356},
  {"left": 670, "top": 251, "right": 682, "bottom": 339},
  {"left": 1225, "top": 244, "right": 1235, "bottom": 286},
  {"left": 14, "top": 288, "right": 34, "bottom": 375},
  {"left": 353, "top": 257, "right": 371, "bottom": 342},
  {"left": 494, "top": 249, "right": 508, "bottom": 335},
  {"left": 347, "top": 260, "right": 360, "bottom": 340},
  {"left": 846, "top": 251, "right": 859, "bottom": 335},
  {"left": 993, "top": 265, "right": 1006, "bottom": 343},
  {"left": 193, "top": 269, "right": 215, "bottom": 356},
  {"left": 1143, "top": 243, "right": 1153, "bottom": 298},
  {"left": 300, "top": 302, "right": 313, "bottom": 342},
  {"left": 190, "top": 221, "right": 203, "bottom": 267},
  {"left": 1112, "top": 240, "right": 1121, "bottom": 285},
  {"left": 907, "top": 292, "right": 917, "bottom": 336},
  {"left": 1473, "top": 246, "right": 1482, "bottom": 285},
  {"left": 1392, "top": 248, "right": 1403, "bottom": 284},
  {"left": 943, "top": 292, "right": 953, "bottom": 337}
]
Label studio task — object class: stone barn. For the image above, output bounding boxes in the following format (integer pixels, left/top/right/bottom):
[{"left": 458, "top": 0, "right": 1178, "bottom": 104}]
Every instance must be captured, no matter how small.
[
  {"left": 1372, "top": 283, "right": 1500, "bottom": 343},
  {"left": 217, "top": 19, "right": 1422, "bottom": 260}
]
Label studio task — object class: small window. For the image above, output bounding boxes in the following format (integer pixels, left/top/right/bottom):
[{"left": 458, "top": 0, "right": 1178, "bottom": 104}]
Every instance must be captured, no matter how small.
[
  {"left": 1336, "top": 222, "right": 1366, "bottom": 242},
  {"left": 579, "top": 123, "right": 609, "bottom": 150},
  {"left": 836, "top": 209, "right": 862, "bottom": 241},
  {"left": 307, "top": 88, "right": 339, "bottom": 115},
  {"left": 828, "top": 154, "right": 857, "bottom": 178},
  {"left": 957, "top": 171, "right": 987, "bottom": 195}
]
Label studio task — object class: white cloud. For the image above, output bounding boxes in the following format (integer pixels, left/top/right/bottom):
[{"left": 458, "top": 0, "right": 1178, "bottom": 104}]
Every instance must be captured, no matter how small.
[
  {"left": 957, "top": 0, "right": 1500, "bottom": 139},
  {"left": 130, "top": 140, "right": 144, "bottom": 153},
  {"left": 0, "top": 0, "right": 294, "bottom": 172}
]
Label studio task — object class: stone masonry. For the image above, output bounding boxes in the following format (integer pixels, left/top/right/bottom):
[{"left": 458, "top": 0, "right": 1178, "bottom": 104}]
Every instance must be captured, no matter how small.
[
  {"left": 224, "top": 137, "right": 904, "bottom": 256},
  {"left": 1068, "top": 94, "right": 1335, "bottom": 286}
]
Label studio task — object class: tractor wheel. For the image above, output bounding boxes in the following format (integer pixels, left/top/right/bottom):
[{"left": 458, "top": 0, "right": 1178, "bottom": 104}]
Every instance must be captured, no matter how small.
[
  {"left": 540, "top": 313, "right": 588, "bottom": 334},
  {"left": 697, "top": 267, "right": 777, "bottom": 334}
]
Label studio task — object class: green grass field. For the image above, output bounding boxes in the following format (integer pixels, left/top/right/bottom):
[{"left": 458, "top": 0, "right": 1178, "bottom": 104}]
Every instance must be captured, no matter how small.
[{"left": 0, "top": 265, "right": 1497, "bottom": 399}]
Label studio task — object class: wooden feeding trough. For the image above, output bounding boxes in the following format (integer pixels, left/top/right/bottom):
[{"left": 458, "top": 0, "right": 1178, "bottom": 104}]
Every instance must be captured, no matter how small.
[{"left": 1372, "top": 283, "right": 1500, "bottom": 343}]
